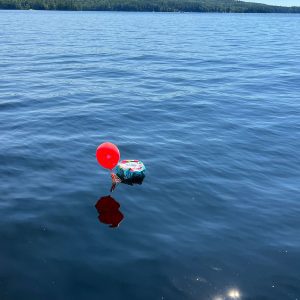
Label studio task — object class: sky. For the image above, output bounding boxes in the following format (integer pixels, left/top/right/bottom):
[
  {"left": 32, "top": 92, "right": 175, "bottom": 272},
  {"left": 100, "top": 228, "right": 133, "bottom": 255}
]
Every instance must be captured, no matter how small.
[{"left": 248, "top": 0, "right": 300, "bottom": 6}]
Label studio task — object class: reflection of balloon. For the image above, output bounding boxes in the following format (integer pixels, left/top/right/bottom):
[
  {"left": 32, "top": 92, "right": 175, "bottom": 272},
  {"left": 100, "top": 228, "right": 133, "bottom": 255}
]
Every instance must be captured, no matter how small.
[
  {"left": 96, "top": 142, "right": 120, "bottom": 170},
  {"left": 95, "top": 195, "right": 124, "bottom": 228}
]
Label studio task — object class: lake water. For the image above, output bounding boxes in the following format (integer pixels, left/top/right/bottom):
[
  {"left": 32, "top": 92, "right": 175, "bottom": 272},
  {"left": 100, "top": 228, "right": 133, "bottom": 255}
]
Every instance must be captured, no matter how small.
[{"left": 0, "top": 10, "right": 300, "bottom": 300}]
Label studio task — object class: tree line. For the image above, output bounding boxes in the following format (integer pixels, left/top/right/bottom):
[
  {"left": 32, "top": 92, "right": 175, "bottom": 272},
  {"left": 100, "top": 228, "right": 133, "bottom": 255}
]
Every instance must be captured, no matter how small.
[{"left": 0, "top": 0, "right": 299, "bottom": 13}]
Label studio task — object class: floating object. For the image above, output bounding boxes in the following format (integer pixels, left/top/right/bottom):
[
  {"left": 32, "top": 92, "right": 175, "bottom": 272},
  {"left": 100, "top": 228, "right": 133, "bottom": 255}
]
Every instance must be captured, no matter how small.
[
  {"left": 95, "top": 195, "right": 124, "bottom": 228},
  {"left": 110, "top": 160, "right": 145, "bottom": 192},
  {"left": 96, "top": 142, "right": 120, "bottom": 170},
  {"left": 116, "top": 159, "right": 146, "bottom": 184}
]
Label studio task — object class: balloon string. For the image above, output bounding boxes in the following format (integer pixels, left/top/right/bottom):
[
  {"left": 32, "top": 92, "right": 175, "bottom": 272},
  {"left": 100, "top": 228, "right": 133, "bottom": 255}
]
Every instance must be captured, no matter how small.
[{"left": 110, "top": 171, "right": 121, "bottom": 193}]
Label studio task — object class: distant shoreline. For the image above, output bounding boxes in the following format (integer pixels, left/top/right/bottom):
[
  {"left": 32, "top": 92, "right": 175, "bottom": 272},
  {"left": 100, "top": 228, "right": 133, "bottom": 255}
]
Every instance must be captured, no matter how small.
[
  {"left": 1, "top": 8, "right": 300, "bottom": 14},
  {"left": 1, "top": 0, "right": 300, "bottom": 14}
]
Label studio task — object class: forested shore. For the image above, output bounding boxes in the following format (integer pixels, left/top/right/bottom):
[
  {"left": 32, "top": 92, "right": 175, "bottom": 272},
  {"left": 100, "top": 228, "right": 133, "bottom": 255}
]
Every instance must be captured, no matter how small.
[{"left": 0, "top": 0, "right": 300, "bottom": 13}]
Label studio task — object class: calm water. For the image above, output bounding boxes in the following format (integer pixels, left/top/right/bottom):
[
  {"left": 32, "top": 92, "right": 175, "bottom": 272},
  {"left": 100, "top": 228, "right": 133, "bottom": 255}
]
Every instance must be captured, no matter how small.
[{"left": 0, "top": 10, "right": 300, "bottom": 300}]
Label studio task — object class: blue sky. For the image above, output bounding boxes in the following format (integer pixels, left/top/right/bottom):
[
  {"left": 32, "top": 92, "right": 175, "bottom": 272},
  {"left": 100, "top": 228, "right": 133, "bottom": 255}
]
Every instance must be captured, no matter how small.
[{"left": 249, "top": 0, "right": 300, "bottom": 6}]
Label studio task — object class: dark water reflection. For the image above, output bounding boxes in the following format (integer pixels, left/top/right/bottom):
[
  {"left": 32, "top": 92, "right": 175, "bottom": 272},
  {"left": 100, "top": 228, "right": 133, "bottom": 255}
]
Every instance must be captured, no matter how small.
[
  {"left": 95, "top": 195, "right": 124, "bottom": 228},
  {"left": 98, "top": 176, "right": 144, "bottom": 227}
]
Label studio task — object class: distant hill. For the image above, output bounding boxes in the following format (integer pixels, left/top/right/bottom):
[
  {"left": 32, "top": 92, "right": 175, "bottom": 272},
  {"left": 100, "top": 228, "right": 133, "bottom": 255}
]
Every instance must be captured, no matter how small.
[{"left": 1, "top": 0, "right": 300, "bottom": 13}]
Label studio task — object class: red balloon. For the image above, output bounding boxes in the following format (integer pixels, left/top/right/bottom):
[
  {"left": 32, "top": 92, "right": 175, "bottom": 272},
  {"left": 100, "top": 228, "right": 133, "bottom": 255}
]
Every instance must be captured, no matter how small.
[{"left": 96, "top": 142, "right": 120, "bottom": 170}]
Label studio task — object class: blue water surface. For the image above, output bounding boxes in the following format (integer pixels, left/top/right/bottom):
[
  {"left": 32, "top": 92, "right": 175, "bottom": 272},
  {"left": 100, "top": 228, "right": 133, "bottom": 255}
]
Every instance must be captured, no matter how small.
[{"left": 0, "top": 10, "right": 300, "bottom": 300}]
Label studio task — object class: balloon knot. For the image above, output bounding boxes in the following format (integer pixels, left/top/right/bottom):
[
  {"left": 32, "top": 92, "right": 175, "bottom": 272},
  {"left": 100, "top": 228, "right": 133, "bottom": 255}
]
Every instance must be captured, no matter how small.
[{"left": 110, "top": 173, "right": 122, "bottom": 192}]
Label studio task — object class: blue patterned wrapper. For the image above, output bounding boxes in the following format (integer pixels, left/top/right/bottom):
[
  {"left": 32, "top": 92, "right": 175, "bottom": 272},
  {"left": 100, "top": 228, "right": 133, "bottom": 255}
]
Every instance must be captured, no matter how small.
[{"left": 116, "top": 160, "right": 146, "bottom": 183}]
